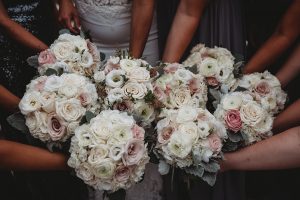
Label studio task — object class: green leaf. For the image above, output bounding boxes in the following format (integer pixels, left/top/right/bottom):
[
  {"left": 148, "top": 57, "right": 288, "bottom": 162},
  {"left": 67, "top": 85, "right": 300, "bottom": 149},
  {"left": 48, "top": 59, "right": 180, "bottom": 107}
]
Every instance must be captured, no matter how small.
[
  {"left": 144, "top": 91, "right": 155, "bottom": 103},
  {"left": 188, "top": 64, "right": 198, "bottom": 73},
  {"left": 234, "top": 86, "right": 248, "bottom": 92},
  {"left": 202, "top": 172, "right": 217, "bottom": 186},
  {"left": 59, "top": 29, "right": 71, "bottom": 35},
  {"left": 185, "top": 166, "right": 205, "bottom": 178},
  {"left": 79, "top": 116, "right": 87, "bottom": 126},
  {"left": 222, "top": 140, "right": 239, "bottom": 152},
  {"left": 228, "top": 131, "right": 243, "bottom": 143},
  {"left": 85, "top": 111, "right": 96, "bottom": 123},
  {"left": 27, "top": 55, "right": 39, "bottom": 68},
  {"left": 45, "top": 68, "right": 58, "bottom": 76},
  {"left": 100, "top": 52, "right": 106, "bottom": 61},
  {"left": 199, "top": 161, "right": 220, "bottom": 173},
  {"left": 6, "top": 112, "right": 29, "bottom": 134},
  {"left": 57, "top": 68, "right": 64, "bottom": 76}
]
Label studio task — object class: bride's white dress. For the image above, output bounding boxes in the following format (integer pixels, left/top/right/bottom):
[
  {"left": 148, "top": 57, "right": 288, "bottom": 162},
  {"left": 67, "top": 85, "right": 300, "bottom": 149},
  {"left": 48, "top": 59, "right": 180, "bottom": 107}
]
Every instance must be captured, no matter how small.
[
  {"left": 73, "top": 1, "right": 163, "bottom": 200},
  {"left": 74, "top": 0, "right": 159, "bottom": 66}
]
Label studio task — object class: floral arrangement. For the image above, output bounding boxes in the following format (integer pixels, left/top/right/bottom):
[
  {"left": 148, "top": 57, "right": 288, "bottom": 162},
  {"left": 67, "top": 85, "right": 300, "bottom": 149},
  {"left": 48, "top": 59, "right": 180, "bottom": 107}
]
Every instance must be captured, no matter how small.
[
  {"left": 36, "top": 33, "right": 101, "bottom": 77},
  {"left": 236, "top": 71, "right": 287, "bottom": 114},
  {"left": 19, "top": 73, "right": 99, "bottom": 143},
  {"left": 155, "top": 105, "right": 227, "bottom": 185},
  {"left": 214, "top": 92, "right": 273, "bottom": 149},
  {"left": 153, "top": 63, "right": 207, "bottom": 109},
  {"left": 68, "top": 110, "right": 149, "bottom": 192},
  {"left": 93, "top": 56, "right": 158, "bottom": 126},
  {"left": 183, "top": 44, "right": 238, "bottom": 92}
]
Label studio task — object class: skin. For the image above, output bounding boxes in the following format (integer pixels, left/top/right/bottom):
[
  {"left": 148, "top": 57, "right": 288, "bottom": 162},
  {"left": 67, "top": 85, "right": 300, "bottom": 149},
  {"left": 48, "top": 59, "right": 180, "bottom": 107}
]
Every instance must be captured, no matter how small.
[
  {"left": 57, "top": 0, "right": 81, "bottom": 34},
  {"left": 221, "top": 126, "right": 300, "bottom": 171},
  {"left": 0, "top": 0, "right": 48, "bottom": 52},
  {"left": 243, "top": 0, "right": 300, "bottom": 74},
  {"left": 129, "top": 0, "right": 207, "bottom": 63},
  {"left": 0, "top": 85, "right": 20, "bottom": 113}
]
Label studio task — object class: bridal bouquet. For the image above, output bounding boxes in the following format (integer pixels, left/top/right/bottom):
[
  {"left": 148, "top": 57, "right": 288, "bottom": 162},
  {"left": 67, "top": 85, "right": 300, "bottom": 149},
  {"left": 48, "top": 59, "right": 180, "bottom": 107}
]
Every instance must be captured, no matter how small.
[
  {"left": 155, "top": 105, "right": 227, "bottom": 186},
  {"left": 153, "top": 63, "right": 207, "bottom": 109},
  {"left": 36, "top": 33, "right": 101, "bottom": 77},
  {"left": 94, "top": 56, "right": 158, "bottom": 126},
  {"left": 68, "top": 110, "right": 149, "bottom": 192},
  {"left": 236, "top": 71, "right": 287, "bottom": 114},
  {"left": 214, "top": 92, "right": 273, "bottom": 149},
  {"left": 183, "top": 44, "right": 238, "bottom": 92},
  {"left": 19, "top": 73, "right": 99, "bottom": 143}
]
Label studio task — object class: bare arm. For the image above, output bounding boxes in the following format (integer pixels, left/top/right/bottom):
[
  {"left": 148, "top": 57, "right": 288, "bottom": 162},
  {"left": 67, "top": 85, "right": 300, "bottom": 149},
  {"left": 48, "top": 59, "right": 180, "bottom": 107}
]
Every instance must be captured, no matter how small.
[
  {"left": 162, "top": 0, "right": 208, "bottom": 62},
  {"left": 0, "top": 140, "right": 68, "bottom": 171},
  {"left": 221, "top": 126, "right": 300, "bottom": 171},
  {"left": 129, "top": 0, "right": 155, "bottom": 58},
  {"left": 0, "top": 1, "right": 48, "bottom": 52},
  {"left": 57, "top": 0, "right": 81, "bottom": 34},
  {"left": 272, "top": 99, "right": 300, "bottom": 134},
  {"left": 243, "top": 1, "right": 300, "bottom": 74},
  {"left": 276, "top": 43, "right": 300, "bottom": 88},
  {"left": 0, "top": 85, "right": 20, "bottom": 113}
]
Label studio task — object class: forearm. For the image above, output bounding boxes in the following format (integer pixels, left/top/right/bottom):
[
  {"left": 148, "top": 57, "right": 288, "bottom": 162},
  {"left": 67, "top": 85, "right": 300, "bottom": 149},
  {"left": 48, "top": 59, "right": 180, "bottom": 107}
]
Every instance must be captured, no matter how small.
[
  {"left": 130, "top": 0, "right": 155, "bottom": 58},
  {"left": 273, "top": 99, "right": 300, "bottom": 134},
  {"left": 276, "top": 43, "right": 300, "bottom": 87},
  {"left": 0, "top": 85, "right": 20, "bottom": 113},
  {"left": 0, "top": 140, "right": 68, "bottom": 171},
  {"left": 162, "top": 0, "right": 207, "bottom": 63},
  {"left": 222, "top": 126, "right": 300, "bottom": 171}
]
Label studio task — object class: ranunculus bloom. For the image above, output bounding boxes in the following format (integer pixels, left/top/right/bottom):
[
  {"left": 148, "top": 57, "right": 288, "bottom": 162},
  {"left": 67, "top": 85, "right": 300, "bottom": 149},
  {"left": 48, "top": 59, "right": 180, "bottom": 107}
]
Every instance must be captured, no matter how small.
[
  {"left": 255, "top": 81, "right": 271, "bottom": 96},
  {"left": 225, "top": 110, "right": 242, "bottom": 133},
  {"left": 38, "top": 50, "right": 56, "bottom": 65},
  {"left": 206, "top": 77, "right": 219, "bottom": 87},
  {"left": 123, "top": 139, "right": 146, "bottom": 166}
]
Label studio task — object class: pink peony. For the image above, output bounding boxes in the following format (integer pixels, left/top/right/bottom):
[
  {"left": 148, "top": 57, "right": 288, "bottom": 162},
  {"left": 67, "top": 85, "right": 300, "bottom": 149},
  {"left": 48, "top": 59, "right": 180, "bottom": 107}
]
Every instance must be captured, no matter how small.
[
  {"left": 131, "top": 124, "right": 145, "bottom": 140},
  {"left": 208, "top": 134, "right": 222, "bottom": 153},
  {"left": 164, "top": 63, "right": 181, "bottom": 73},
  {"left": 122, "top": 139, "right": 146, "bottom": 166},
  {"left": 38, "top": 50, "right": 56, "bottom": 65},
  {"left": 47, "top": 114, "right": 66, "bottom": 141},
  {"left": 114, "top": 165, "right": 131, "bottom": 182},
  {"left": 206, "top": 77, "right": 219, "bottom": 87},
  {"left": 255, "top": 81, "right": 271, "bottom": 96},
  {"left": 225, "top": 110, "right": 242, "bottom": 133}
]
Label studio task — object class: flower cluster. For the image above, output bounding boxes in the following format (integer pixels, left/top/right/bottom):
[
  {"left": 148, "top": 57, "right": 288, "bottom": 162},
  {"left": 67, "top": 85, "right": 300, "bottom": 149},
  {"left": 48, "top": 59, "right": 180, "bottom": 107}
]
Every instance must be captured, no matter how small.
[
  {"left": 94, "top": 56, "right": 158, "bottom": 126},
  {"left": 19, "top": 74, "right": 99, "bottom": 142},
  {"left": 37, "top": 34, "right": 101, "bottom": 77},
  {"left": 155, "top": 105, "right": 226, "bottom": 185},
  {"left": 183, "top": 44, "right": 236, "bottom": 91},
  {"left": 236, "top": 71, "right": 287, "bottom": 114},
  {"left": 68, "top": 110, "right": 149, "bottom": 192},
  {"left": 214, "top": 92, "right": 273, "bottom": 146},
  {"left": 153, "top": 63, "right": 207, "bottom": 109}
]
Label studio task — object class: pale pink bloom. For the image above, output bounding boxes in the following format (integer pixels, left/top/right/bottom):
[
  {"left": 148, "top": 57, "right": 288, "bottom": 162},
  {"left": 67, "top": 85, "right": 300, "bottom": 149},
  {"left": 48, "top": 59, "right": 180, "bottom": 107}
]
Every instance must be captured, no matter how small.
[
  {"left": 122, "top": 139, "right": 146, "bottom": 166},
  {"left": 153, "top": 86, "right": 167, "bottom": 101},
  {"left": 206, "top": 77, "right": 219, "bottom": 87},
  {"left": 132, "top": 124, "right": 145, "bottom": 140},
  {"left": 47, "top": 113, "right": 66, "bottom": 141},
  {"left": 255, "top": 81, "right": 271, "bottom": 96},
  {"left": 208, "top": 134, "right": 222, "bottom": 153},
  {"left": 225, "top": 110, "right": 242, "bottom": 133},
  {"left": 158, "top": 126, "right": 174, "bottom": 144},
  {"left": 38, "top": 50, "right": 56, "bottom": 65},
  {"left": 114, "top": 165, "right": 131, "bottom": 182}
]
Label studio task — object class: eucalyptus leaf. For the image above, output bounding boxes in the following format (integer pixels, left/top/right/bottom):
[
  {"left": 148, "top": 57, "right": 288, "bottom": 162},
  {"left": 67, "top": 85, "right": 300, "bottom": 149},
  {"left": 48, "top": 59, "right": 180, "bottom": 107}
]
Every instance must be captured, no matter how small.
[
  {"left": 234, "top": 86, "right": 247, "bottom": 92},
  {"left": 85, "top": 111, "right": 96, "bottom": 123},
  {"left": 6, "top": 112, "right": 29, "bottom": 134},
  {"left": 202, "top": 172, "right": 217, "bottom": 186},
  {"left": 199, "top": 161, "right": 220, "bottom": 173},
  {"left": 188, "top": 64, "right": 198, "bottom": 73},
  {"left": 185, "top": 166, "right": 205, "bottom": 178},
  {"left": 27, "top": 55, "right": 39, "bottom": 68},
  {"left": 45, "top": 68, "right": 58, "bottom": 76},
  {"left": 228, "top": 131, "right": 243, "bottom": 143},
  {"left": 59, "top": 29, "right": 71, "bottom": 35},
  {"left": 100, "top": 52, "right": 106, "bottom": 61},
  {"left": 222, "top": 140, "right": 238, "bottom": 152}
]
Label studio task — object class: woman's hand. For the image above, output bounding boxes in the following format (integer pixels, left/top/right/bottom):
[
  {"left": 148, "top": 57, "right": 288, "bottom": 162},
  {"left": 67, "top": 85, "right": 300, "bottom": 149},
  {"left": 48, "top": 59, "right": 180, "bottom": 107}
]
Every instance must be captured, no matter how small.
[
  {"left": 0, "top": 85, "right": 20, "bottom": 113},
  {"left": 58, "top": 0, "right": 81, "bottom": 34}
]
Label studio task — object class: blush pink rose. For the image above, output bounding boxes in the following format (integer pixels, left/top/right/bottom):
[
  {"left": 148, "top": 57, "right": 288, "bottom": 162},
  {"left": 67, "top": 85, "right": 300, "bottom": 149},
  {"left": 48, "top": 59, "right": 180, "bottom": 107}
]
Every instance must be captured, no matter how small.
[
  {"left": 122, "top": 139, "right": 146, "bottom": 166},
  {"left": 158, "top": 126, "right": 174, "bottom": 144},
  {"left": 38, "top": 50, "right": 56, "bottom": 65},
  {"left": 78, "top": 93, "right": 91, "bottom": 106},
  {"left": 113, "top": 100, "right": 133, "bottom": 112},
  {"left": 189, "top": 78, "right": 202, "bottom": 93},
  {"left": 132, "top": 124, "right": 145, "bottom": 140},
  {"left": 164, "top": 63, "right": 181, "bottom": 73},
  {"left": 255, "top": 81, "right": 271, "bottom": 96},
  {"left": 114, "top": 165, "right": 131, "bottom": 182},
  {"left": 208, "top": 134, "right": 222, "bottom": 153},
  {"left": 47, "top": 114, "right": 66, "bottom": 141},
  {"left": 225, "top": 110, "right": 242, "bottom": 133},
  {"left": 153, "top": 86, "right": 167, "bottom": 101},
  {"left": 34, "top": 76, "right": 47, "bottom": 92},
  {"left": 206, "top": 77, "right": 219, "bottom": 87}
]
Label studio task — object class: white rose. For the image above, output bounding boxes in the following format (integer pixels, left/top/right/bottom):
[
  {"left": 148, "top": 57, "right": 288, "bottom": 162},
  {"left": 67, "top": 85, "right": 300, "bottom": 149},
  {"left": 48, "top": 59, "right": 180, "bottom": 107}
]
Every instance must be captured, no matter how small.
[
  {"left": 61, "top": 73, "right": 86, "bottom": 88},
  {"left": 169, "top": 87, "right": 192, "bottom": 108},
  {"left": 51, "top": 41, "right": 75, "bottom": 61},
  {"left": 199, "top": 57, "right": 220, "bottom": 77},
  {"left": 56, "top": 99, "right": 86, "bottom": 122},
  {"left": 120, "top": 59, "right": 141, "bottom": 72},
  {"left": 76, "top": 163, "right": 94, "bottom": 182},
  {"left": 122, "top": 81, "right": 148, "bottom": 99},
  {"left": 176, "top": 105, "right": 198, "bottom": 123},
  {"left": 58, "top": 84, "right": 78, "bottom": 98},
  {"left": 90, "top": 120, "right": 112, "bottom": 141},
  {"left": 222, "top": 94, "right": 243, "bottom": 110},
  {"left": 79, "top": 51, "right": 94, "bottom": 68},
  {"left": 92, "top": 158, "right": 116, "bottom": 179},
  {"left": 109, "top": 144, "right": 125, "bottom": 161},
  {"left": 173, "top": 68, "right": 194, "bottom": 83},
  {"left": 167, "top": 132, "right": 193, "bottom": 159},
  {"left": 240, "top": 102, "right": 265, "bottom": 126},
  {"left": 67, "top": 121, "right": 79, "bottom": 135},
  {"left": 155, "top": 74, "right": 173, "bottom": 90},
  {"left": 74, "top": 124, "right": 92, "bottom": 147},
  {"left": 127, "top": 67, "right": 150, "bottom": 82},
  {"left": 93, "top": 71, "right": 106, "bottom": 83},
  {"left": 44, "top": 75, "right": 63, "bottom": 92},
  {"left": 178, "top": 122, "right": 199, "bottom": 143},
  {"left": 197, "top": 121, "right": 211, "bottom": 138},
  {"left": 19, "top": 91, "right": 42, "bottom": 115},
  {"left": 107, "top": 88, "right": 124, "bottom": 103},
  {"left": 40, "top": 92, "right": 56, "bottom": 113},
  {"left": 106, "top": 69, "right": 125, "bottom": 88},
  {"left": 88, "top": 145, "right": 109, "bottom": 165},
  {"left": 111, "top": 127, "right": 133, "bottom": 143},
  {"left": 253, "top": 115, "right": 273, "bottom": 134}
]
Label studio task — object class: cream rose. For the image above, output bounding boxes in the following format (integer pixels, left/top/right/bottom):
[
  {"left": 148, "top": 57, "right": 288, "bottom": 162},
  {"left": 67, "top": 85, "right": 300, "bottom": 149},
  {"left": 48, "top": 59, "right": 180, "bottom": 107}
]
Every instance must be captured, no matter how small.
[
  {"left": 122, "top": 81, "right": 148, "bottom": 99},
  {"left": 56, "top": 99, "right": 86, "bottom": 122},
  {"left": 127, "top": 67, "right": 150, "bottom": 82},
  {"left": 88, "top": 145, "right": 109, "bottom": 165},
  {"left": 167, "top": 132, "right": 193, "bottom": 159},
  {"left": 92, "top": 158, "right": 116, "bottom": 179},
  {"left": 240, "top": 102, "right": 265, "bottom": 126},
  {"left": 169, "top": 87, "right": 192, "bottom": 108},
  {"left": 120, "top": 59, "right": 141, "bottom": 72}
]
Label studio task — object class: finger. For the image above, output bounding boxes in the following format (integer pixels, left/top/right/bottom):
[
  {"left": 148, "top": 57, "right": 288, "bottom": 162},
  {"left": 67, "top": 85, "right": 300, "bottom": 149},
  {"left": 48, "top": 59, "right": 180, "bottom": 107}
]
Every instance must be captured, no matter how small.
[
  {"left": 66, "top": 18, "right": 78, "bottom": 33},
  {"left": 73, "top": 14, "right": 81, "bottom": 31}
]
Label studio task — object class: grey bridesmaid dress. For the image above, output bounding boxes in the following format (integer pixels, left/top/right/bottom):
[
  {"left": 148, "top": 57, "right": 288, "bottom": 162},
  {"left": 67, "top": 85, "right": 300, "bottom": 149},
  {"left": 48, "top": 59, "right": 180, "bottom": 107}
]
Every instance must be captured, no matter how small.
[{"left": 157, "top": 0, "right": 246, "bottom": 199}]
